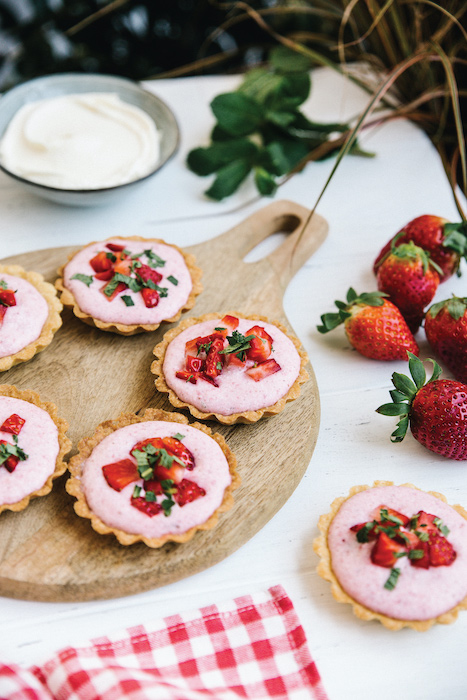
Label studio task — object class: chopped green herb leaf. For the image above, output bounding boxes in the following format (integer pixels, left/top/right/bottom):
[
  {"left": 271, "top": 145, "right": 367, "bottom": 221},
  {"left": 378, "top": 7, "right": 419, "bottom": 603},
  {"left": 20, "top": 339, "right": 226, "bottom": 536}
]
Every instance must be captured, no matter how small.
[
  {"left": 433, "top": 517, "right": 450, "bottom": 536},
  {"left": 415, "top": 530, "right": 429, "bottom": 542},
  {"left": 0, "top": 280, "right": 8, "bottom": 289},
  {"left": 219, "top": 330, "right": 256, "bottom": 361},
  {"left": 356, "top": 521, "right": 376, "bottom": 543},
  {"left": 143, "top": 249, "right": 166, "bottom": 268},
  {"left": 0, "top": 435, "right": 28, "bottom": 466},
  {"left": 214, "top": 327, "right": 226, "bottom": 331},
  {"left": 408, "top": 549, "right": 425, "bottom": 560},
  {"left": 167, "top": 275, "right": 178, "bottom": 285},
  {"left": 161, "top": 498, "right": 175, "bottom": 517},
  {"left": 145, "top": 490, "right": 157, "bottom": 502},
  {"left": 173, "top": 433, "right": 185, "bottom": 441},
  {"left": 384, "top": 567, "right": 401, "bottom": 590},
  {"left": 121, "top": 295, "right": 135, "bottom": 307},
  {"left": 133, "top": 485, "right": 142, "bottom": 498},
  {"left": 106, "top": 252, "right": 117, "bottom": 262},
  {"left": 379, "top": 508, "right": 403, "bottom": 526},
  {"left": 71, "top": 273, "right": 93, "bottom": 287}
]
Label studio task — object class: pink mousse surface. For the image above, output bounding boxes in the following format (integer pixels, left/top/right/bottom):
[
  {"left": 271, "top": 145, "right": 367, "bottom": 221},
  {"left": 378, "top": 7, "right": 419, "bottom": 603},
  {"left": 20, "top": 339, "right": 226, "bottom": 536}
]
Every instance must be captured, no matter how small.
[
  {"left": 0, "top": 273, "right": 48, "bottom": 358},
  {"left": 0, "top": 396, "right": 59, "bottom": 505},
  {"left": 163, "top": 318, "right": 301, "bottom": 416},
  {"left": 63, "top": 239, "right": 193, "bottom": 325},
  {"left": 81, "top": 421, "right": 231, "bottom": 538},
  {"left": 328, "top": 485, "right": 467, "bottom": 621}
]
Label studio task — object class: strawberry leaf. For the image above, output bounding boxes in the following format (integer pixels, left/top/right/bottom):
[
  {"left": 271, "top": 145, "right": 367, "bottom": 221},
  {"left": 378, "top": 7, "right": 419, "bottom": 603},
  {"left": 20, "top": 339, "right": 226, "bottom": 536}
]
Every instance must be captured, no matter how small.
[
  {"left": 376, "top": 403, "right": 409, "bottom": 417},
  {"left": 391, "top": 371, "right": 417, "bottom": 398},
  {"left": 408, "top": 352, "right": 426, "bottom": 389}
]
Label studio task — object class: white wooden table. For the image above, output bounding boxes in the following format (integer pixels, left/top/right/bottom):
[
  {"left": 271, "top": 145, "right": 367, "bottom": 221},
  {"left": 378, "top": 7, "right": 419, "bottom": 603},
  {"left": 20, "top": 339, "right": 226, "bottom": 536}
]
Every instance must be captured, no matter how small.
[{"left": 0, "top": 69, "right": 466, "bottom": 700}]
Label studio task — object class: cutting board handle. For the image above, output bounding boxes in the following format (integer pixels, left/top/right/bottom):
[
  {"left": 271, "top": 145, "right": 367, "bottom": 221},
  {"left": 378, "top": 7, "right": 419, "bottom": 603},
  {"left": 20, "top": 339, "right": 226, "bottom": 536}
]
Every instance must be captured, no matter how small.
[{"left": 213, "top": 200, "right": 328, "bottom": 291}]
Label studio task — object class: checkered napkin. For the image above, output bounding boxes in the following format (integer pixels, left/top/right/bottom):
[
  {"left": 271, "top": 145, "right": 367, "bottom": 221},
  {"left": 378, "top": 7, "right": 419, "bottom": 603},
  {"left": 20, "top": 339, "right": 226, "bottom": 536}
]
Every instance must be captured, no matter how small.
[{"left": 0, "top": 585, "right": 327, "bottom": 700}]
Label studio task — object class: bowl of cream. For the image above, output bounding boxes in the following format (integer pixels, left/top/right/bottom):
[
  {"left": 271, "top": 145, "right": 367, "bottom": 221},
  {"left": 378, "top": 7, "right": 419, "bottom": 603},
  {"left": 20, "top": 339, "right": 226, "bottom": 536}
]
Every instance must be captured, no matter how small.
[{"left": 0, "top": 73, "right": 179, "bottom": 206}]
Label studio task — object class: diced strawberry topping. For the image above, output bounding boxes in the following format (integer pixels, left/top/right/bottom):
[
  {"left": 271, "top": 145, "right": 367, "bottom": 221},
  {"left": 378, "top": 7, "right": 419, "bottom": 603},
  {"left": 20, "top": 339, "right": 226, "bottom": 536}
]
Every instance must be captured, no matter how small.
[
  {"left": 0, "top": 289, "right": 16, "bottom": 307},
  {"left": 371, "top": 505, "right": 410, "bottom": 527},
  {"left": 0, "top": 440, "right": 20, "bottom": 473},
  {"left": 141, "top": 287, "right": 160, "bottom": 308},
  {"left": 94, "top": 269, "right": 114, "bottom": 281},
  {"left": 113, "top": 256, "right": 133, "bottom": 276},
  {"left": 176, "top": 370, "right": 198, "bottom": 383},
  {"left": 130, "top": 496, "right": 162, "bottom": 517},
  {"left": 90, "top": 251, "right": 113, "bottom": 274},
  {"left": 175, "top": 479, "right": 206, "bottom": 506},
  {"left": 153, "top": 462, "right": 185, "bottom": 483},
  {"left": 371, "top": 531, "right": 406, "bottom": 568},
  {"left": 132, "top": 436, "right": 195, "bottom": 470},
  {"left": 185, "top": 337, "right": 200, "bottom": 357},
  {"left": 409, "top": 539, "right": 430, "bottom": 569},
  {"left": 220, "top": 315, "right": 239, "bottom": 334},
  {"left": 350, "top": 521, "right": 379, "bottom": 541},
  {"left": 429, "top": 532, "right": 457, "bottom": 566},
  {"left": 226, "top": 352, "right": 246, "bottom": 368},
  {"left": 0, "top": 305, "right": 6, "bottom": 326},
  {"left": 413, "top": 510, "right": 439, "bottom": 534},
  {"left": 102, "top": 458, "right": 139, "bottom": 491},
  {"left": 101, "top": 280, "right": 127, "bottom": 301},
  {"left": 205, "top": 337, "right": 224, "bottom": 377},
  {"left": 246, "top": 358, "right": 281, "bottom": 382},
  {"left": 246, "top": 326, "right": 273, "bottom": 362},
  {"left": 199, "top": 372, "right": 219, "bottom": 387},
  {"left": 186, "top": 355, "right": 203, "bottom": 373},
  {"left": 144, "top": 479, "right": 163, "bottom": 495},
  {"left": 106, "top": 243, "right": 126, "bottom": 252},
  {"left": 136, "top": 264, "right": 163, "bottom": 286},
  {"left": 0, "top": 414, "right": 25, "bottom": 435}
]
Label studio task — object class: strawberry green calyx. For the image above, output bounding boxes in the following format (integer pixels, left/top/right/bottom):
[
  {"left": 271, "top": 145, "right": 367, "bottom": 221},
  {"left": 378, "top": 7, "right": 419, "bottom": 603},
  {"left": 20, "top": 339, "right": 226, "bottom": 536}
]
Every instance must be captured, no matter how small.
[
  {"left": 389, "top": 240, "right": 444, "bottom": 276},
  {"left": 317, "top": 287, "right": 387, "bottom": 333},
  {"left": 443, "top": 221, "right": 467, "bottom": 261},
  {"left": 376, "top": 352, "right": 442, "bottom": 442},
  {"left": 427, "top": 295, "right": 467, "bottom": 320}
]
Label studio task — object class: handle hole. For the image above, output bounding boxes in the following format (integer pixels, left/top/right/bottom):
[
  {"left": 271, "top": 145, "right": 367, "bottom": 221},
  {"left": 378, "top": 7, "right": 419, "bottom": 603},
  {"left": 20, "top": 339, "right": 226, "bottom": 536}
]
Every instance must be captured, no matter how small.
[{"left": 242, "top": 214, "right": 300, "bottom": 263}]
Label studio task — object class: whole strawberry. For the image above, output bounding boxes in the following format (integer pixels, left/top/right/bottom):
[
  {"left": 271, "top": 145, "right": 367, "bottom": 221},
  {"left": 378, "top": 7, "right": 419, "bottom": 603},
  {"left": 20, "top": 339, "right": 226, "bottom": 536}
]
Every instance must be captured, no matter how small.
[
  {"left": 376, "top": 240, "right": 441, "bottom": 333},
  {"left": 317, "top": 288, "right": 419, "bottom": 360},
  {"left": 373, "top": 215, "right": 467, "bottom": 281},
  {"left": 377, "top": 353, "right": 467, "bottom": 460},
  {"left": 425, "top": 296, "right": 467, "bottom": 384}
]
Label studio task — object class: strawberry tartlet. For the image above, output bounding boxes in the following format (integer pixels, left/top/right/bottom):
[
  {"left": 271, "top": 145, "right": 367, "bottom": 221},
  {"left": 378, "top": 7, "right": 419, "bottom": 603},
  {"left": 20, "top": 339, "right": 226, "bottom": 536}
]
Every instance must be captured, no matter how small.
[
  {"left": 0, "top": 385, "right": 71, "bottom": 513},
  {"left": 66, "top": 408, "right": 239, "bottom": 547},
  {"left": 314, "top": 481, "right": 467, "bottom": 630},
  {"left": 0, "top": 264, "right": 62, "bottom": 371},
  {"left": 151, "top": 313, "right": 309, "bottom": 424},
  {"left": 56, "top": 237, "right": 202, "bottom": 335}
]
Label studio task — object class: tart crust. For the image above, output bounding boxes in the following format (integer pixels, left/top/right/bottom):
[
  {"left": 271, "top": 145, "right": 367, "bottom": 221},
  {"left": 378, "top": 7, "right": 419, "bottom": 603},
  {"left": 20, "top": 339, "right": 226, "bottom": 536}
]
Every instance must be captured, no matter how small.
[
  {"left": 0, "top": 264, "right": 62, "bottom": 372},
  {"left": 0, "top": 384, "right": 71, "bottom": 514},
  {"left": 66, "top": 408, "right": 240, "bottom": 547},
  {"left": 151, "top": 312, "right": 309, "bottom": 425},
  {"left": 313, "top": 480, "right": 467, "bottom": 631},
  {"left": 55, "top": 236, "right": 203, "bottom": 335}
]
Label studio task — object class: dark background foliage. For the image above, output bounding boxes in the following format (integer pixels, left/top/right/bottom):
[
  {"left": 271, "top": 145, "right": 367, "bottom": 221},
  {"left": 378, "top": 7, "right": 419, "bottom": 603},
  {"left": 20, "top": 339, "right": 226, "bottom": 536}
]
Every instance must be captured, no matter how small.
[{"left": 0, "top": 0, "right": 328, "bottom": 90}]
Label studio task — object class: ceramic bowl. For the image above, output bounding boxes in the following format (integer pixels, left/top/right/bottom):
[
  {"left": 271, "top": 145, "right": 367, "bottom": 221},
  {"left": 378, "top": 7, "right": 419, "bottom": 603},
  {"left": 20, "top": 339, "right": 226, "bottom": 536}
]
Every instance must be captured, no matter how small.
[{"left": 0, "top": 73, "right": 179, "bottom": 206}]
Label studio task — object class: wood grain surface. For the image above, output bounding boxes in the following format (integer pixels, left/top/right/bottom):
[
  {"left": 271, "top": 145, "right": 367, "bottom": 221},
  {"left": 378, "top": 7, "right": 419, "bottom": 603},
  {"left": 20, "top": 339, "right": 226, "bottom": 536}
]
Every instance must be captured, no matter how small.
[{"left": 0, "top": 200, "right": 328, "bottom": 601}]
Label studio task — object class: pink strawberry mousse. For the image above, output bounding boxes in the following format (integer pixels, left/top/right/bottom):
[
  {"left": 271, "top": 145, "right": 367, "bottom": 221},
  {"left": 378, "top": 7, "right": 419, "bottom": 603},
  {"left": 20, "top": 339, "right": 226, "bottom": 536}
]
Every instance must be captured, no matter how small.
[
  {"left": 0, "top": 396, "right": 59, "bottom": 505},
  {"left": 81, "top": 421, "right": 231, "bottom": 538},
  {"left": 0, "top": 273, "right": 49, "bottom": 358},
  {"left": 63, "top": 239, "right": 193, "bottom": 325},
  {"left": 328, "top": 485, "right": 467, "bottom": 620},
  {"left": 163, "top": 318, "right": 301, "bottom": 415}
]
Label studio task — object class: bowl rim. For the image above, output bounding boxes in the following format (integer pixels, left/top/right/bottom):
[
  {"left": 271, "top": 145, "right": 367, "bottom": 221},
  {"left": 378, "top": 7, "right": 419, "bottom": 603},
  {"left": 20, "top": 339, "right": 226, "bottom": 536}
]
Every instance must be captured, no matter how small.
[{"left": 0, "top": 72, "right": 180, "bottom": 194}]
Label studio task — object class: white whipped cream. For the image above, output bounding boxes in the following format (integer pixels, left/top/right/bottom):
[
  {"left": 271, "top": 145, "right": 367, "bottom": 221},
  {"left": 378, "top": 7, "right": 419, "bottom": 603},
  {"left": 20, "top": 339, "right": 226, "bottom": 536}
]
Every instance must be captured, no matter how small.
[{"left": 0, "top": 92, "right": 160, "bottom": 189}]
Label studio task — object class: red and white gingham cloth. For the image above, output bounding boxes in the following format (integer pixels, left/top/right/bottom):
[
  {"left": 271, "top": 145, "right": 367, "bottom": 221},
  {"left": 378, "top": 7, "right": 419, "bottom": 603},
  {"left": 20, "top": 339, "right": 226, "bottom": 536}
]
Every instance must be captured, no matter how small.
[{"left": 0, "top": 585, "right": 328, "bottom": 700}]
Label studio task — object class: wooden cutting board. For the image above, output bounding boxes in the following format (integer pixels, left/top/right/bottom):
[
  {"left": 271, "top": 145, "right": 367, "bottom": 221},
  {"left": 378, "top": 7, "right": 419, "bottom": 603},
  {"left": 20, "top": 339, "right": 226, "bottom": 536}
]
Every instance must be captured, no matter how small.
[{"left": 0, "top": 199, "right": 328, "bottom": 601}]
